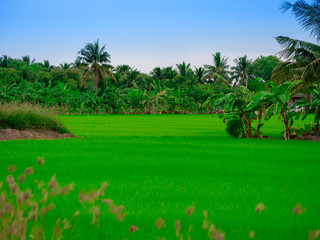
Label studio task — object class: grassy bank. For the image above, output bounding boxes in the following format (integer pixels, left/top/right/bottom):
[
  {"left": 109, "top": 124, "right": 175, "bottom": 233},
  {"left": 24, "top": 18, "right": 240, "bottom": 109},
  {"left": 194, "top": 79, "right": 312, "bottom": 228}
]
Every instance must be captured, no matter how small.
[
  {"left": 0, "top": 115, "right": 319, "bottom": 239},
  {"left": 0, "top": 103, "right": 69, "bottom": 133}
]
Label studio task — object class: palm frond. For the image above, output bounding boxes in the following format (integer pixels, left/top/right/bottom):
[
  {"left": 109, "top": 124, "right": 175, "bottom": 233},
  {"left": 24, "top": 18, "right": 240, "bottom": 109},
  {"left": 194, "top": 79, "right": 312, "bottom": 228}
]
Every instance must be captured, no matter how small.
[{"left": 281, "top": 0, "right": 320, "bottom": 41}]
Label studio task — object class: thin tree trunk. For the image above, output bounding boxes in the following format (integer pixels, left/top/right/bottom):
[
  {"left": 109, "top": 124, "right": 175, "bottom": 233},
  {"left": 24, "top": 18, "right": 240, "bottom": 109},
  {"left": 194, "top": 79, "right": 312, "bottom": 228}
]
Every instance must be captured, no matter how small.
[
  {"left": 255, "top": 107, "right": 263, "bottom": 138},
  {"left": 281, "top": 107, "right": 290, "bottom": 140},
  {"left": 240, "top": 109, "right": 251, "bottom": 138}
]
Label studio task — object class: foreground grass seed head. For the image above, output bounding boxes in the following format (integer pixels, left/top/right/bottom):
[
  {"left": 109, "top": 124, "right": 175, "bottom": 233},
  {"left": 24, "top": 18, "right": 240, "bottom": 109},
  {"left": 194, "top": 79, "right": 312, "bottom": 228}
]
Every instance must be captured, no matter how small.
[
  {"left": 249, "top": 231, "right": 255, "bottom": 239},
  {"left": 8, "top": 165, "right": 17, "bottom": 173},
  {"left": 24, "top": 167, "right": 34, "bottom": 175},
  {"left": 155, "top": 218, "right": 166, "bottom": 229},
  {"left": 309, "top": 230, "right": 320, "bottom": 240},
  {"left": 129, "top": 225, "right": 139, "bottom": 233},
  {"left": 37, "top": 157, "right": 45, "bottom": 165},
  {"left": 186, "top": 206, "right": 195, "bottom": 216},
  {"left": 293, "top": 203, "right": 306, "bottom": 215},
  {"left": 255, "top": 203, "right": 265, "bottom": 213}
]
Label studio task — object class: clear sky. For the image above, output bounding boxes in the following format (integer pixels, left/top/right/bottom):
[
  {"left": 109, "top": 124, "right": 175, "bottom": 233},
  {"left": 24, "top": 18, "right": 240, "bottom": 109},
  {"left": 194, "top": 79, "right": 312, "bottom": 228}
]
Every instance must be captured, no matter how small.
[{"left": 0, "top": 0, "right": 316, "bottom": 73}]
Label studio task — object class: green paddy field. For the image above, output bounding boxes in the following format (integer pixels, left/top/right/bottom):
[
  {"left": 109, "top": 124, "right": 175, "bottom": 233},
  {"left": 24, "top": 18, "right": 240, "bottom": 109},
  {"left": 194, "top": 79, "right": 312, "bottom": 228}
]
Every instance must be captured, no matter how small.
[{"left": 1, "top": 115, "right": 320, "bottom": 239}]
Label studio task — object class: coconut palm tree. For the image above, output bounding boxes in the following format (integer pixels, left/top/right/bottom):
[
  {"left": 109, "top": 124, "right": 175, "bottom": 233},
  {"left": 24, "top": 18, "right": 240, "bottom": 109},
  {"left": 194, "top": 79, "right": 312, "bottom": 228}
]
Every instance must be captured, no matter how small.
[
  {"left": 115, "top": 65, "right": 131, "bottom": 78},
  {"left": 125, "top": 68, "right": 142, "bottom": 88},
  {"left": 281, "top": 0, "right": 320, "bottom": 42},
  {"left": 21, "top": 55, "right": 36, "bottom": 65},
  {"left": 60, "top": 63, "right": 72, "bottom": 69},
  {"left": 203, "top": 52, "right": 230, "bottom": 84},
  {"left": 0, "top": 55, "right": 11, "bottom": 68},
  {"left": 39, "top": 60, "right": 54, "bottom": 71},
  {"left": 176, "top": 62, "right": 191, "bottom": 78},
  {"left": 150, "top": 67, "right": 163, "bottom": 80},
  {"left": 77, "top": 40, "right": 114, "bottom": 92},
  {"left": 72, "top": 57, "right": 85, "bottom": 69},
  {"left": 194, "top": 67, "right": 205, "bottom": 84},
  {"left": 273, "top": 1, "right": 320, "bottom": 89},
  {"left": 272, "top": 36, "right": 320, "bottom": 87},
  {"left": 231, "top": 56, "right": 252, "bottom": 88},
  {"left": 162, "top": 67, "right": 178, "bottom": 80}
]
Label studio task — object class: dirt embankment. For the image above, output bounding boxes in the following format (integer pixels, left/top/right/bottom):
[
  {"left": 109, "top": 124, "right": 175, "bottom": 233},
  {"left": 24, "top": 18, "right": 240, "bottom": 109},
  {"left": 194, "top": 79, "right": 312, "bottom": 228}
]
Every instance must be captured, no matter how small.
[{"left": 0, "top": 129, "right": 76, "bottom": 141}]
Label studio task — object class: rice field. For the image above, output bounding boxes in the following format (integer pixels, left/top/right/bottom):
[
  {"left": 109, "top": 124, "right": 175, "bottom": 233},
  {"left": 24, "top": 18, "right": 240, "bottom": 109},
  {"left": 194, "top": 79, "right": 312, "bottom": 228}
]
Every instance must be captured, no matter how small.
[{"left": 1, "top": 115, "right": 320, "bottom": 239}]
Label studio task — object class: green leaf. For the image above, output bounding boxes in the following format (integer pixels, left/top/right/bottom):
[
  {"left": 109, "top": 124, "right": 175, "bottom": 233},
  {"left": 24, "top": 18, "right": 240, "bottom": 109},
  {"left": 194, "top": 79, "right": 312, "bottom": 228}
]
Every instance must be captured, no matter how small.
[
  {"left": 278, "top": 82, "right": 291, "bottom": 95},
  {"left": 252, "top": 92, "right": 270, "bottom": 101},
  {"left": 274, "top": 102, "right": 282, "bottom": 115},
  {"left": 264, "top": 104, "right": 275, "bottom": 121},
  {"left": 268, "top": 81, "right": 277, "bottom": 90},
  {"left": 225, "top": 99, "right": 235, "bottom": 112},
  {"left": 278, "top": 94, "right": 289, "bottom": 103}
]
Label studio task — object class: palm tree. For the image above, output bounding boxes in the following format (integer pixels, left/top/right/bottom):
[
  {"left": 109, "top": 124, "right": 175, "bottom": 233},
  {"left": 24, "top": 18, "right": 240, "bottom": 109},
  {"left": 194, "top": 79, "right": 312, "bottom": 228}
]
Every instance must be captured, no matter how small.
[
  {"left": 162, "top": 67, "right": 178, "bottom": 80},
  {"left": 72, "top": 57, "right": 85, "bottom": 69},
  {"left": 39, "top": 60, "right": 54, "bottom": 71},
  {"left": 77, "top": 40, "right": 114, "bottom": 91},
  {"left": 60, "top": 63, "right": 72, "bottom": 69},
  {"left": 125, "top": 68, "right": 142, "bottom": 88},
  {"left": 150, "top": 67, "right": 163, "bottom": 80},
  {"left": 231, "top": 56, "right": 252, "bottom": 88},
  {"left": 194, "top": 67, "right": 205, "bottom": 84},
  {"left": 273, "top": 1, "right": 320, "bottom": 90},
  {"left": 21, "top": 55, "right": 36, "bottom": 65},
  {"left": 203, "top": 52, "right": 230, "bottom": 84},
  {"left": 281, "top": 0, "right": 320, "bottom": 42},
  {"left": 176, "top": 62, "right": 191, "bottom": 77},
  {"left": 0, "top": 55, "right": 11, "bottom": 68},
  {"left": 115, "top": 65, "right": 131, "bottom": 78},
  {"left": 272, "top": 37, "right": 320, "bottom": 88}
]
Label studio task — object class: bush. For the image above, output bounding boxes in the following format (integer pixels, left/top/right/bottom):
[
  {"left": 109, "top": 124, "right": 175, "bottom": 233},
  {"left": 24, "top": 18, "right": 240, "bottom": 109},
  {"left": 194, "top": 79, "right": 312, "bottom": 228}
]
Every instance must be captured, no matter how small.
[
  {"left": 0, "top": 103, "right": 69, "bottom": 134},
  {"left": 225, "top": 117, "right": 243, "bottom": 138}
]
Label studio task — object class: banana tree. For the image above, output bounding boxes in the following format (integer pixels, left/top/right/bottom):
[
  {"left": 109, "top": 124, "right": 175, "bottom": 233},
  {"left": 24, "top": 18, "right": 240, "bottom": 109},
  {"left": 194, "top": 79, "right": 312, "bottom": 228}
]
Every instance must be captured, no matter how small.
[
  {"left": 124, "top": 87, "right": 148, "bottom": 113},
  {"left": 297, "top": 83, "right": 320, "bottom": 135},
  {"left": 204, "top": 86, "right": 260, "bottom": 138},
  {"left": 0, "top": 82, "right": 19, "bottom": 103},
  {"left": 247, "top": 80, "right": 302, "bottom": 140}
]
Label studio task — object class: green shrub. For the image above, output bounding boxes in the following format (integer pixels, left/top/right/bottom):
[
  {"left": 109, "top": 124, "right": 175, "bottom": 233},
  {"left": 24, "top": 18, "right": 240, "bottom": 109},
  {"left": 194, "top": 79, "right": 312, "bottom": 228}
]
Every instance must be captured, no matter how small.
[
  {"left": 0, "top": 103, "right": 69, "bottom": 134},
  {"left": 225, "top": 117, "right": 243, "bottom": 138}
]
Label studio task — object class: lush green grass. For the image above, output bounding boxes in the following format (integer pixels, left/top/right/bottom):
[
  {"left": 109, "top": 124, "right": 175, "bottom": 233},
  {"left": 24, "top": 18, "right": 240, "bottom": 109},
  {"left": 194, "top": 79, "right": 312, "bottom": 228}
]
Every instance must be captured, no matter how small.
[{"left": 1, "top": 115, "right": 320, "bottom": 239}]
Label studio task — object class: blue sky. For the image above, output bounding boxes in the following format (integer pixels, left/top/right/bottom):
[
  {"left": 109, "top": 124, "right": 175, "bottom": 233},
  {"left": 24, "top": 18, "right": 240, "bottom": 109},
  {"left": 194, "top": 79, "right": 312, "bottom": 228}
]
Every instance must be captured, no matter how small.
[{"left": 0, "top": 0, "right": 316, "bottom": 72}]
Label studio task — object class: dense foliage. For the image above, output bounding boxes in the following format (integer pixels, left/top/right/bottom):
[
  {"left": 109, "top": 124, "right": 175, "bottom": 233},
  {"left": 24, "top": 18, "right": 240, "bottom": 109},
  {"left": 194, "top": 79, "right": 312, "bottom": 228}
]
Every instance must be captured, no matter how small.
[{"left": 0, "top": 53, "right": 280, "bottom": 115}]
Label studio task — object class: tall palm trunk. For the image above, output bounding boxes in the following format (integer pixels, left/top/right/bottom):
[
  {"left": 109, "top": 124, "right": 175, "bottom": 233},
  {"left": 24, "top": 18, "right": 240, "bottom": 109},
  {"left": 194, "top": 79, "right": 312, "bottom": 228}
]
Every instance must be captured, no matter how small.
[{"left": 92, "top": 69, "right": 99, "bottom": 92}]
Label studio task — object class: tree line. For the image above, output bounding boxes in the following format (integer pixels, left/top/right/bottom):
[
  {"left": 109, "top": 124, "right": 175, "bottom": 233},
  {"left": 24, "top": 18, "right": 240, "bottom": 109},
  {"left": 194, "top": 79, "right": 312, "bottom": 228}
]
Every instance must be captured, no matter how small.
[{"left": 0, "top": 49, "right": 279, "bottom": 113}]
